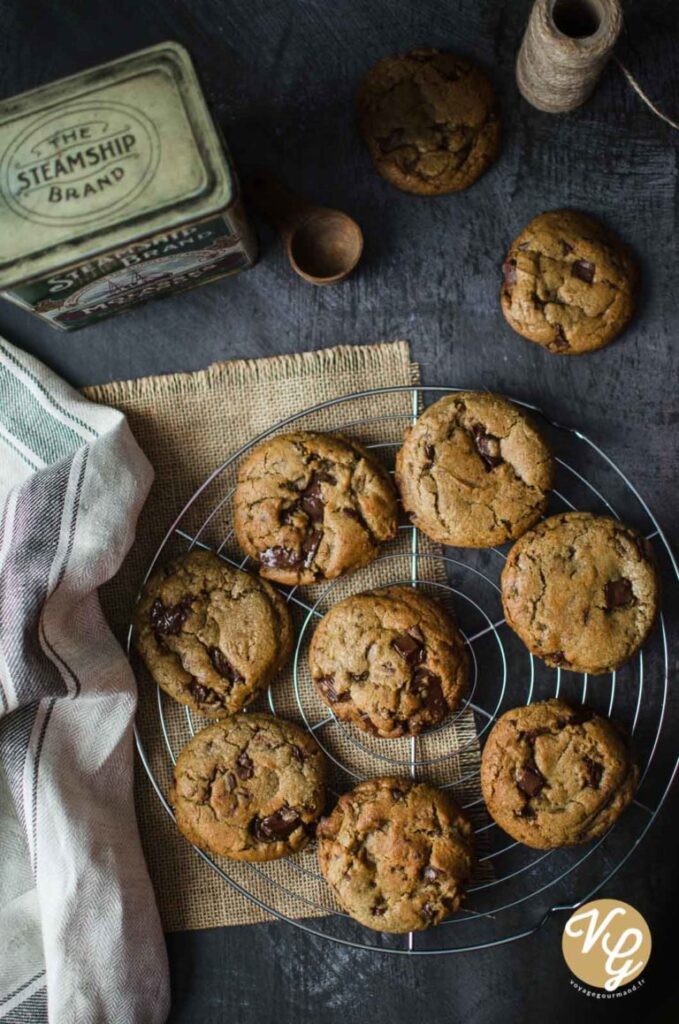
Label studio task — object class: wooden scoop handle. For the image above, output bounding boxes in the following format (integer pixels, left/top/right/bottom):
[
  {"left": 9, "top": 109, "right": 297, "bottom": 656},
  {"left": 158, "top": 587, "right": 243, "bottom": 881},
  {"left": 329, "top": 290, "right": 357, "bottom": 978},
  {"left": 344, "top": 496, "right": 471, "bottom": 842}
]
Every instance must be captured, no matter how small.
[{"left": 244, "top": 172, "right": 319, "bottom": 240}]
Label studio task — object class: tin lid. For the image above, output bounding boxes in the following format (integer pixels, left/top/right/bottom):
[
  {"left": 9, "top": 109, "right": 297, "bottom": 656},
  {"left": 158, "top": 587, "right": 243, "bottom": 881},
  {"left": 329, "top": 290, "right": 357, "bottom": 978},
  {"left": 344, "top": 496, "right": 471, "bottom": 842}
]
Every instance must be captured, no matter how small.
[{"left": 0, "top": 42, "right": 234, "bottom": 288}]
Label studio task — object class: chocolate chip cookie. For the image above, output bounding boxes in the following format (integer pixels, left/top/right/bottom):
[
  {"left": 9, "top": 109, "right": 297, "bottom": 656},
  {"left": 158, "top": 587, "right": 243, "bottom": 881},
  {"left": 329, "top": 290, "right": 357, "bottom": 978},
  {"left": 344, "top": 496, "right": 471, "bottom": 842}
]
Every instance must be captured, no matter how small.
[
  {"left": 309, "top": 586, "right": 468, "bottom": 738},
  {"left": 234, "top": 431, "right": 398, "bottom": 585},
  {"left": 395, "top": 392, "right": 554, "bottom": 548},
  {"left": 134, "top": 549, "right": 293, "bottom": 716},
  {"left": 317, "top": 776, "right": 474, "bottom": 932},
  {"left": 481, "top": 699, "right": 638, "bottom": 849},
  {"left": 501, "top": 210, "right": 639, "bottom": 354},
  {"left": 501, "top": 512, "right": 659, "bottom": 674},
  {"left": 357, "top": 47, "right": 500, "bottom": 195},
  {"left": 171, "top": 713, "right": 327, "bottom": 861}
]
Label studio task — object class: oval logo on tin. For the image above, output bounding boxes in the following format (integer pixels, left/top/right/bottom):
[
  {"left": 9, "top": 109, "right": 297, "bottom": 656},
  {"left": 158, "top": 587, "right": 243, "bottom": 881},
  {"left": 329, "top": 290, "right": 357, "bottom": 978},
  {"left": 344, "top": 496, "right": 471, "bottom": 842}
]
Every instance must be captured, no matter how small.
[{"left": 1, "top": 100, "right": 160, "bottom": 226}]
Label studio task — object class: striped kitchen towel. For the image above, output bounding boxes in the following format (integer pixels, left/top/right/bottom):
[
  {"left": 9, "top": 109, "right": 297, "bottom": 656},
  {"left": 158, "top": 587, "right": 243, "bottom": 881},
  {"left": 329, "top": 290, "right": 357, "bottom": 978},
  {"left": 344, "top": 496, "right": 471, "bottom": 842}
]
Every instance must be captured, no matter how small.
[{"left": 0, "top": 338, "right": 169, "bottom": 1024}]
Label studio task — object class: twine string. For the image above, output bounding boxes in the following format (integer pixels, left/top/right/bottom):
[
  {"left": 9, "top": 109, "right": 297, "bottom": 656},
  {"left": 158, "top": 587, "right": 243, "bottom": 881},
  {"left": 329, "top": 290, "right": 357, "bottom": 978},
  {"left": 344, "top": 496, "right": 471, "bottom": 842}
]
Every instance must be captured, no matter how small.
[
  {"left": 516, "top": 0, "right": 679, "bottom": 131},
  {"left": 517, "top": 0, "right": 623, "bottom": 113},
  {"left": 614, "top": 57, "right": 679, "bottom": 132}
]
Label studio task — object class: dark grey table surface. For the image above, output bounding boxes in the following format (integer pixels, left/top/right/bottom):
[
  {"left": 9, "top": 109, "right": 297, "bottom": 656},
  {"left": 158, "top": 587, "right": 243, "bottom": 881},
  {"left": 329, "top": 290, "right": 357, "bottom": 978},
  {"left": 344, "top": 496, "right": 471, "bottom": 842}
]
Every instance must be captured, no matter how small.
[{"left": 1, "top": 0, "right": 678, "bottom": 1021}]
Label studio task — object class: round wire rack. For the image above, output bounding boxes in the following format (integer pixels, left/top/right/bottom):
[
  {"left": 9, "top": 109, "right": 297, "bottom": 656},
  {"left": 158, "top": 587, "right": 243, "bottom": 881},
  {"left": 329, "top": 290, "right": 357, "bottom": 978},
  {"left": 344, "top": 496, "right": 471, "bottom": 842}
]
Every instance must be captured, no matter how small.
[{"left": 129, "top": 386, "right": 679, "bottom": 955}]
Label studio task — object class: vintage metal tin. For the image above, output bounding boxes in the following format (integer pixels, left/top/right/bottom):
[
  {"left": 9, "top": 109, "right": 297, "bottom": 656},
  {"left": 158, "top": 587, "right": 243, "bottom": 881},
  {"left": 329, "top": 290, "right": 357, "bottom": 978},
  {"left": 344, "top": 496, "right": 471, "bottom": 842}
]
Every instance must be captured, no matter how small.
[{"left": 0, "top": 42, "right": 257, "bottom": 329}]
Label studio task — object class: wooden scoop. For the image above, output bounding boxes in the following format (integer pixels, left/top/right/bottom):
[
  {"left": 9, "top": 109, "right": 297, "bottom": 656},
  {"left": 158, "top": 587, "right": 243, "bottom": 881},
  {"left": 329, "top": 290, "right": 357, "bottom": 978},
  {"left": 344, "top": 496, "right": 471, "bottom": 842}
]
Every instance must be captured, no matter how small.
[{"left": 245, "top": 172, "right": 363, "bottom": 285}]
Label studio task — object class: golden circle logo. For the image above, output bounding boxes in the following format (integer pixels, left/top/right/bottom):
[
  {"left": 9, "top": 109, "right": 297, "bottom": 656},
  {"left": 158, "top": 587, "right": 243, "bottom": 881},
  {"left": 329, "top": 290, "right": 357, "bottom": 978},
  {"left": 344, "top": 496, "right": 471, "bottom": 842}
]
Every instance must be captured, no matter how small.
[{"left": 562, "top": 899, "right": 651, "bottom": 992}]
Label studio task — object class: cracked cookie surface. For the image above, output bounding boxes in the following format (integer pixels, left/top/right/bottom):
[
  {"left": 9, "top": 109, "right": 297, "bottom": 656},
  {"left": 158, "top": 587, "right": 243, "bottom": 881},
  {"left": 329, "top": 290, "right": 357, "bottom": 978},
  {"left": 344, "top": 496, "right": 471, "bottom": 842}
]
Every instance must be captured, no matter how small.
[
  {"left": 481, "top": 699, "right": 638, "bottom": 849},
  {"left": 234, "top": 431, "right": 398, "bottom": 585},
  {"left": 500, "top": 210, "right": 638, "bottom": 354},
  {"left": 171, "top": 713, "right": 327, "bottom": 861},
  {"left": 395, "top": 392, "right": 554, "bottom": 548},
  {"left": 134, "top": 549, "right": 293, "bottom": 716},
  {"left": 309, "top": 586, "right": 468, "bottom": 738},
  {"left": 501, "top": 512, "right": 659, "bottom": 674},
  {"left": 357, "top": 47, "right": 500, "bottom": 195},
  {"left": 317, "top": 776, "right": 474, "bottom": 932}
]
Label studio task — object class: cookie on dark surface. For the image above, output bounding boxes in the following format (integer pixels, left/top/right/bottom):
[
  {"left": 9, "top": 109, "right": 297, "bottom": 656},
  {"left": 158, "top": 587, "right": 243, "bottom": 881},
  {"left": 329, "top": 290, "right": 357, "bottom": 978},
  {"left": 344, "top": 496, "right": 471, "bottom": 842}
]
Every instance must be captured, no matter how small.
[
  {"left": 309, "top": 585, "right": 468, "bottom": 738},
  {"left": 233, "top": 431, "right": 398, "bottom": 585},
  {"left": 481, "top": 699, "right": 638, "bottom": 849},
  {"left": 171, "top": 713, "right": 327, "bottom": 861},
  {"left": 317, "top": 776, "right": 474, "bottom": 932},
  {"left": 395, "top": 391, "right": 554, "bottom": 548},
  {"left": 501, "top": 512, "right": 659, "bottom": 674},
  {"left": 357, "top": 47, "right": 500, "bottom": 195},
  {"left": 500, "top": 210, "right": 639, "bottom": 355},
  {"left": 134, "top": 549, "right": 293, "bottom": 717}
]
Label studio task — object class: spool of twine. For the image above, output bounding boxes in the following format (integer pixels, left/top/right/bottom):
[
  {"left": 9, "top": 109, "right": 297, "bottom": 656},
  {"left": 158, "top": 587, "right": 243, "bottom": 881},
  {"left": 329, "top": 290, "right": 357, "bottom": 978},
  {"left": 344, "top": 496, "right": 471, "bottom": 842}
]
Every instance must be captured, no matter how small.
[{"left": 517, "top": 0, "right": 623, "bottom": 113}]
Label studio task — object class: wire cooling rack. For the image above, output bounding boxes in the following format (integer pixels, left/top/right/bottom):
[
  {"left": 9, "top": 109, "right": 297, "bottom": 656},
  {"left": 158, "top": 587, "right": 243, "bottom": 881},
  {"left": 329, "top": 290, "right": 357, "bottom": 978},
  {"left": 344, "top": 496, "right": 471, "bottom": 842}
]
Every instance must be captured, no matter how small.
[{"left": 128, "top": 386, "right": 679, "bottom": 955}]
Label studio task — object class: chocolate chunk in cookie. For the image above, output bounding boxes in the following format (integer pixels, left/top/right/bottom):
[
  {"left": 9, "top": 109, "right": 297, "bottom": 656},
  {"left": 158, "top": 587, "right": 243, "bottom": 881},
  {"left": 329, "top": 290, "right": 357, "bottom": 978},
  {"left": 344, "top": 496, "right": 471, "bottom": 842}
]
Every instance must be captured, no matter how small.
[
  {"left": 309, "top": 586, "right": 468, "bottom": 738},
  {"left": 481, "top": 699, "right": 638, "bottom": 849},
  {"left": 134, "top": 549, "right": 293, "bottom": 716},
  {"left": 317, "top": 776, "right": 474, "bottom": 932},
  {"left": 501, "top": 513, "right": 659, "bottom": 674},
  {"left": 357, "top": 48, "right": 500, "bottom": 195},
  {"left": 171, "top": 713, "right": 326, "bottom": 861},
  {"left": 395, "top": 392, "right": 554, "bottom": 548},
  {"left": 500, "top": 210, "right": 639, "bottom": 355},
  {"left": 516, "top": 764, "right": 545, "bottom": 797},
  {"left": 234, "top": 431, "right": 398, "bottom": 585}
]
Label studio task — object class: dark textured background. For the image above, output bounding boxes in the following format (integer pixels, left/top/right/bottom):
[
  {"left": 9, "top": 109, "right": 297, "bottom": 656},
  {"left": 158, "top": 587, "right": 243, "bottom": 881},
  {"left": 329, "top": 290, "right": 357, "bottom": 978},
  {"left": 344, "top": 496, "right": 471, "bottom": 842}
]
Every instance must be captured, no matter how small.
[{"left": 1, "top": 0, "right": 678, "bottom": 1020}]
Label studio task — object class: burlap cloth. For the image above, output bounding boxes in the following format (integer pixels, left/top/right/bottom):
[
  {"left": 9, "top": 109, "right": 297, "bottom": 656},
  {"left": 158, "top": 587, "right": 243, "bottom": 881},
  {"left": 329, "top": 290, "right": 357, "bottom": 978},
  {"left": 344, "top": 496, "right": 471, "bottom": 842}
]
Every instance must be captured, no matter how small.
[{"left": 84, "top": 341, "right": 486, "bottom": 932}]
